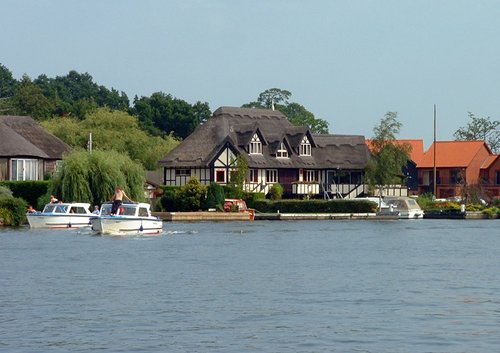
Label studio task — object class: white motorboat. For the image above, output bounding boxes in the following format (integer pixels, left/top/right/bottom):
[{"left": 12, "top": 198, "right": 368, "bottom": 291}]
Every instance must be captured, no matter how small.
[
  {"left": 90, "top": 202, "right": 163, "bottom": 236},
  {"left": 383, "top": 197, "right": 424, "bottom": 219},
  {"left": 27, "top": 202, "right": 94, "bottom": 229}
]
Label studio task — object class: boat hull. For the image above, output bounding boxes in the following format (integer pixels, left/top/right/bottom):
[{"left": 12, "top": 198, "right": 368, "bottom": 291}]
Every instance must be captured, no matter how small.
[
  {"left": 27, "top": 214, "right": 92, "bottom": 229},
  {"left": 90, "top": 216, "right": 163, "bottom": 236}
]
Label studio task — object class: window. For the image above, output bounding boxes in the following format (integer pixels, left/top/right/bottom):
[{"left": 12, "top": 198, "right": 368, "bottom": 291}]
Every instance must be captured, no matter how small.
[
  {"left": 300, "top": 136, "right": 311, "bottom": 156},
  {"left": 276, "top": 142, "right": 288, "bottom": 158},
  {"left": 249, "top": 133, "right": 262, "bottom": 154},
  {"left": 175, "top": 169, "right": 190, "bottom": 176},
  {"left": 496, "top": 171, "right": 500, "bottom": 185},
  {"left": 248, "top": 169, "right": 258, "bottom": 183},
  {"left": 304, "top": 170, "right": 318, "bottom": 182},
  {"left": 139, "top": 208, "right": 149, "bottom": 217},
  {"left": 266, "top": 169, "right": 278, "bottom": 183},
  {"left": 215, "top": 170, "right": 226, "bottom": 183},
  {"left": 450, "top": 169, "right": 463, "bottom": 184},
  {"left": 11, "top": 159, "right": 38, "bottom": 181}
]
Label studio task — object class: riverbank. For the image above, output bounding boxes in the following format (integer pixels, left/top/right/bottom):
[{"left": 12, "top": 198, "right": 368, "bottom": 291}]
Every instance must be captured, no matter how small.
[
  {"left": 153, "top": 211, "right": 398, "bottom": 221},
  {"left": 152, "top": 211, "right": 498, "bottom": 221}
]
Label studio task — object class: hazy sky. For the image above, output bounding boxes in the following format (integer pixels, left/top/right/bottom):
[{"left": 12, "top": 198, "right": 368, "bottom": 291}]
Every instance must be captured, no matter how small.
[{"left": 3, "top": 0, "right": 499, "bottom": 148}]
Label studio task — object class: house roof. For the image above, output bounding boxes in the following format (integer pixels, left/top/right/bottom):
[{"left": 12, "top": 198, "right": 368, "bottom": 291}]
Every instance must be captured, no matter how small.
[
  {"left": 365, "top": 139, "right": 424, "bottom": 165},
  {"left": 418, "top": 140, "right": 492, "bottom": 168},
  {"left": 0, "top": 115, "right": 71, "bottom": 159},
  {"left": 481, "top": 154, "right": 498, "bottom": 169},
  {"left": 159, "top": 106, "right": 370, "bottom": 170}
]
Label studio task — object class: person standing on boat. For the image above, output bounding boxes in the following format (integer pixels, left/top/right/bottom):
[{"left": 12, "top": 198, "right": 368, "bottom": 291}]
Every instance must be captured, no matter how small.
[
  {"left": 111, "top": 186, "right": 131, "bottom": 215},
  {"left": 50, "top": 195, "right": 58, "bottom": 203}
]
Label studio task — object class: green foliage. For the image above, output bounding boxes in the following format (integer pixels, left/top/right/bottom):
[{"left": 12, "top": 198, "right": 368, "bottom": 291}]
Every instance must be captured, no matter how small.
[
  {"left": 12, "top": 75, "right": 55, "bottom": 119},
  {"left": 204, "top": 182, "right": 225, "bottom": 210},
  {"left": 242, "top": 88, "right": 329, "bottom": 134},
  {"left": 160, "top": 189, "right": 177, "bottom": 212},
  {"left": 0, "top": 186, "right": 13, "bottom": 198},
  {"left": 245, "top": 192, "right": 266, "bottom": 209},
  {"left": 34, "top": 70, "right": 129, "bottom": 119},
  {"left": 281, "top": 102, "right": 329, "bottom": 134},
  {"left": 227, "top": 155, "right": 248, "bottom": 199},
  {"left": 174, "top": 177, "right": 207, "bottom": 211},
  {"left": 365, "top": 112, "right": 410, "bottom": 192},
  {"left": 454, "top": 112, "right": 499, "bottom": 153},
  {"left": 0, "top": 181, "right": 50, "bottom": 209},
  {"left": 0, "top": 63, "right": 17, "bottom": 98},
  {"left": 131, "top": 92, "right": 211, "bottom": 139},
  {"left": 0, "top": 195, "right": 28, "bottom": 226},
  {"left": 51, "top": 149, "right": 145, "bottom": 206},
  {"left": 482, "top": 207, "right": 500, "bottom": 218},
  {"left": 42, "top": 107, "right": 179, "bottom": 170},
  {"left": 254, "top": 199, "right": 376, "bottom": 213},
  {"left": 268, "top": 183, "right": 284, "bottom": 200},
  {"left": 416, "top": 193, "right": 435, "bottom": 210}
]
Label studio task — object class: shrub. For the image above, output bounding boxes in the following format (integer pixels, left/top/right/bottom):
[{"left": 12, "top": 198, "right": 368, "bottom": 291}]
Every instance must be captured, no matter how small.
[
  {"left": 160, "top": 189, "right": 177, "bottom": 212},
  {"left": 204, "top": 182, "right": 225, "bottom": 210},
  {"left": 268, "top": 183, "right": 284, "bottom": 200},
  {"left": 482, "top": 207, "right": 500, "bottom": 219},
  {"left": 0, "top": 196, "right": 28, "bottom": 226},
  {"left": 175, "top": 177, "right": 207, "bottom": 211}
]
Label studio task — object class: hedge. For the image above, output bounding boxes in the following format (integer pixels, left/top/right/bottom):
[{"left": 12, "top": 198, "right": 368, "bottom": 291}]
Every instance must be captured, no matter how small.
[
  {"left": 253, "top": 199, "right": 377, "bottom": 213},
  {"left": 0, "top": 181, "right": 50, "bottom": 209}
]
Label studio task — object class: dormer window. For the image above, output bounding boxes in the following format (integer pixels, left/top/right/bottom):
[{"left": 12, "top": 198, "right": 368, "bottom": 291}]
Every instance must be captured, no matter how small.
[
  {"left": 249, "top": 133, "right": 262, "bottom": 154},
  {"left": 276, "top": 142, "right": 289, "bottom": 158},
  {"left": 300, "top": 136, "right": 311, "bottom": 156}
]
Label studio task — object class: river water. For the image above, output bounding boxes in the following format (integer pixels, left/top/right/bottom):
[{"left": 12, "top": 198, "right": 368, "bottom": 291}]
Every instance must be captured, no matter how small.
[{"left": 1, "top": 219, "right": 499, "bottom": 352}]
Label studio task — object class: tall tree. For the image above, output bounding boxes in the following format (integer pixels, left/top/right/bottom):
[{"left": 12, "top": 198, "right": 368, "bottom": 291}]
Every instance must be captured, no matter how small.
[
  {"left": 34, "top": 70, "right": 129, "bottom": 119},
  {"left": 42, "top": 107, "right": 179, "bottom": 170},
  {"left": 131, "top": 92, "right": 211, "bottom": 139},
  {"left": 454, "top": 112, "right": 499, "bottom": 153},
  {"left": 365, "top": 112, "right": 411, "bottom": 198},
  {"left": 12, "top": 74, "right": 54, "bottom": 118},
  {"left": 242, "top": 88, "right": 329, "bottom": 134},
  {"left": 0, "top": 63, "right": 17, "bottom": 98}
]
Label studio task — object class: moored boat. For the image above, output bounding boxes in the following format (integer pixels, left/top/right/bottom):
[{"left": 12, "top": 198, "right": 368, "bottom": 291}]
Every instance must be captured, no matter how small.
[
  {"left": 90, "top": 202, "right": 163, "bottom": 236},
  {"left": 383, "top": 197, "right": 424, "bottom": 219},
  {"left": 27, "top": 202, "right": 94, "bottom": 229}
]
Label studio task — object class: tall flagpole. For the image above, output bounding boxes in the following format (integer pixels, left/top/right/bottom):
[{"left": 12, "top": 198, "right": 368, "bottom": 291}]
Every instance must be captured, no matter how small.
[{"left": 433, "top": 104, "right": 437, "bottom": 198}]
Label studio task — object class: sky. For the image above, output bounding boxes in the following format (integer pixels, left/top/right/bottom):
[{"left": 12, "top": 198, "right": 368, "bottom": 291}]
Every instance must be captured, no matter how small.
[{"left": 2, "top": 0, "right": 500, "bottom": 149}]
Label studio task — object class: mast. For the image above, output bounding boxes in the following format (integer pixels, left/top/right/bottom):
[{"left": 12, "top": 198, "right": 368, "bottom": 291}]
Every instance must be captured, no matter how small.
[{"left": 433, "top": 104, "right": 437, "bottom": 198}]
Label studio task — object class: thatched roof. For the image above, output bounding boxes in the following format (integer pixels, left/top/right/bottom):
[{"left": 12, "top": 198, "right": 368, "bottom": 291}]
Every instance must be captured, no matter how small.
[
  {"left": 0, "top": 115, "right": 71, "bottom": 158},
  {"left": 159, "top": 107, "right": 370, "bottom": 170}
]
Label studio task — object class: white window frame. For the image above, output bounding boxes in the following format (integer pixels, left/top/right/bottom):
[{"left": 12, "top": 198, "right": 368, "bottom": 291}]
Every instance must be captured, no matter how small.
[
  {"left": 266, "top": 169, "right": 278, "bottom": 183},
  {"left": 249, "top": 169, "right": 259, "bottom": 183},
  {"left": 304, "top": 170, "right": 318, "bottom": 182},
  {"left": 11, "top": 159, "right": 39, "bottom": 181},
  {"left": 300, "top": 136, "right": 311, "bottom": 156},
  {"left": 276, "top": 142, "right": 289, "bottom": 158},
  {"left": 249, "top": 133, "right": 262, "bottom": 155},
  {"left": 215, "top": 168, "right": 226, "bottom": 183}
]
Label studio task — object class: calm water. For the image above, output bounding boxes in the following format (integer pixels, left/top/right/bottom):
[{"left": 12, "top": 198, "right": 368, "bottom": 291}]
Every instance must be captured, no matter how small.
[{"left": 1, "top": 220, "right": 499, "bottom": 353}]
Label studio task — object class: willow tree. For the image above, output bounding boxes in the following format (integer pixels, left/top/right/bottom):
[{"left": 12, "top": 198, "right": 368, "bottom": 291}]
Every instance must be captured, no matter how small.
[
  {"left": 51, "top": 149, "right": 145, "bottom": 206},
  {"left": 365, "top": 112, "right": 411, "bottom": 200}
]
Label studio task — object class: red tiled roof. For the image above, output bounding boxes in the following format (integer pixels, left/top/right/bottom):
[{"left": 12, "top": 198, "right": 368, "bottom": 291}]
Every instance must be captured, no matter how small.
[
  {"left": 419, "top": 141, "right": 491, "bottom": 168},
  {"left": 481, "top": 154, "right": 498, "bottom": 169},
  {"left": 365, "top": 139, "right": 424, "bottom": 164}
]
